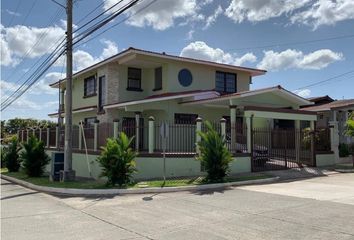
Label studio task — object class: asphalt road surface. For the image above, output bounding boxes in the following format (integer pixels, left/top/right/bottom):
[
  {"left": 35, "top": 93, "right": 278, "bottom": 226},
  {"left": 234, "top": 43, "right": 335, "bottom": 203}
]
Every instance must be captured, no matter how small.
[{"left": 1, "top": 173, "right": 354, "bottom": 240}]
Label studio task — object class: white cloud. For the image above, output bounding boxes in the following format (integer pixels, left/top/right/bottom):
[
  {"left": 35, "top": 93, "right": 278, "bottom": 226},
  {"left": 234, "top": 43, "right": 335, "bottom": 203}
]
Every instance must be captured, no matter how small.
[
  {"left": 6, "top": 9, "right": 21, "bottom": 17},
  {"left": 257, "top": 49, "right": 343, "bottom": 71},
  {"left": 225, "top": 0, "right": 310, "bottom": 23},
  {"left": 291, "top": 0, "right": 354, "bottom": 29},
  {"left": 0, "top": 23, "right": 65, "bottom": 66},
  {"left": 103, "top": 0, "right": 200, "bottom": 30},
  {"left": 100, "top": 39, "right": 118, "bottom": 60},
  {"left": 293, "top": 89, "right": 311, "bottom": 98},
  {"left": 203, "top": 5, "right": 223, "bottom": 29},
  {"left": 180, "top": 41, "right": 256, "bottom": 66},
  {"left": 186, "top": 29, "right": 195, "bottom": 40}
]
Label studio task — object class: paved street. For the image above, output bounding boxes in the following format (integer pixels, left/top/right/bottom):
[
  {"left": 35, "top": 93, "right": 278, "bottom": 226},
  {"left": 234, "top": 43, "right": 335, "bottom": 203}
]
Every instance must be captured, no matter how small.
[{"left": 1, "top": 173, "right": 354, "bottom": 240}]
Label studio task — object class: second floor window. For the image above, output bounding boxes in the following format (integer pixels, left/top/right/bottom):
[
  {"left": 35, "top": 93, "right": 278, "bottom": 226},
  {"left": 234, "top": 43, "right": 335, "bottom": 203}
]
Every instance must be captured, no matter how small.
[
  {"left": 154, "top": 67, "right": 162, "bottom": 91},
  {"left": 84, "top": 75, "right": 97, "bottom": 97},
  {"left": 127, "top": 67, "right": 142, "bottom": 91},
  {"left": 215, "top": 71, "right": 237, "bottom": 93}
]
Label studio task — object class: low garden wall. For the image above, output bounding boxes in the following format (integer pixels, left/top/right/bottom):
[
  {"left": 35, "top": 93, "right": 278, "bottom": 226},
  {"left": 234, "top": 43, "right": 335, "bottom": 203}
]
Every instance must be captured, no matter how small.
[
  {"left": 45, "top": 150, "right": 251, "bottom": 180},
  {"left": 316, "top": 152, "right": 335, "bottom": 167}
]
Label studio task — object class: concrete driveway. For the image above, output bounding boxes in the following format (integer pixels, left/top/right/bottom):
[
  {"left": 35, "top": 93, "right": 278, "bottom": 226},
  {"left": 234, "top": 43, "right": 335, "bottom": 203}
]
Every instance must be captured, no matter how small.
[{"left": 1, "top": 173, "right": 354, "bottom": 240}]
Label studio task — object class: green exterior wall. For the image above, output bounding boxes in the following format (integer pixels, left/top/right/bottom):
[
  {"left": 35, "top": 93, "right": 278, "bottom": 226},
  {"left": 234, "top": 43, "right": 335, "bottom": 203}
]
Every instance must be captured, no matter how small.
[{"left": 316, "top": 153, "right": 335, "bottom": 167}]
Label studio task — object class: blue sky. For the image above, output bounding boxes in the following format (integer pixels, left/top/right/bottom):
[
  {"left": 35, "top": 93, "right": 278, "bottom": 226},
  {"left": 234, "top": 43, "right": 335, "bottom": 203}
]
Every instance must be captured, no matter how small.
[{"left": 1, "top": 0, "right": 354, "bottom": 120}]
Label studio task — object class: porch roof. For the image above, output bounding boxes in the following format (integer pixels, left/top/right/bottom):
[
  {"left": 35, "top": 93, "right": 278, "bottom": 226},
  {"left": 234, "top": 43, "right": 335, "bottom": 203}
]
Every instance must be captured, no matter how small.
[
  {"left": 48, "top": 105, "right": 97, "bottom": 118},
  {"left": 244, "top": 106, "right": 317, "bottom": 121},
  {"left": 180, "top": 85, "right": 313, "bottom": 108},
  {"left": 301, "top": 99, "right": 354, "bottom": 112}
]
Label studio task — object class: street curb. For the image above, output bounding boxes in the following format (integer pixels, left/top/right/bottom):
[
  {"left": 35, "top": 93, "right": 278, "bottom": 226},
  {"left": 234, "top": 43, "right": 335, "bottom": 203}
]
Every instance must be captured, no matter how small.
[
  {"left": 334, "top": 169, "right": 354, "bottom": 173},
  {"left": 0, "top": 174, "right": 279, "bottom": 196}
]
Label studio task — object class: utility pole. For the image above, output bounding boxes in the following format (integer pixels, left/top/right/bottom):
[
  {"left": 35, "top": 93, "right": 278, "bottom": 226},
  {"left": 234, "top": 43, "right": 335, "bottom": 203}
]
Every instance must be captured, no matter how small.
[{"left": 62, "top": 0, "right": 75, "bottom": 181}]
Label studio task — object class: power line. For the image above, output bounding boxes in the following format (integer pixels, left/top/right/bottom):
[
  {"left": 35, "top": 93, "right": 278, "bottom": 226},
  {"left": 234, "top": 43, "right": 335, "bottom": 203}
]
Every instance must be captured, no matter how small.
[{"left": 20, "top": 0, "right": 38, "bottom": 26}]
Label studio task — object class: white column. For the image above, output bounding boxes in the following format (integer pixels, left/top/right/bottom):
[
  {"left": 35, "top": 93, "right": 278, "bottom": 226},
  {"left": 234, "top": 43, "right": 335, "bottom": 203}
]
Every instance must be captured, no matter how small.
[
  {"left": 230, "top": 106, "right": 237, "bottom": 152},
  {"left": 113, "top": 119, "right": 119, "bottom": 139},
  {"left": 78, "top": 121, "right": 82, "bottom": 150},
  {"left": 246, "top": 116, "right": 252, "bottom": 153},
  {"left": 329, "top": 121, "right": 339, "bottom": 162},
  {"left": 135, "top": 112, "right": 141, "bottom": 152},
  {"left": 94, "top": 120, "right": 99, "bottom": 151},
  {"left": 21, "top": 130, "right": 24, "bottom": 142},
  {"left": 220, "top": 118, "right": 226, "bottom": 139},
  {"left": 148, "top": 116, "right": 155, "bottom": 153},
  {"left": 26, "top": 129, "right": 29, "bottom": 142},
  {"left": 39, "top": 127, "right": 42, "bottom": 141},
  {"left": 32, "top": 128, "right": 36, "bottom": 137},
  {"left": 46, "top": 128, "right": 50, "bottom": 148},
  {"left": 196, "top": 117, "right": 202, "bottom": 154},
  {"left": 295, "top": 120, "right": 300, "bottom": 162}
]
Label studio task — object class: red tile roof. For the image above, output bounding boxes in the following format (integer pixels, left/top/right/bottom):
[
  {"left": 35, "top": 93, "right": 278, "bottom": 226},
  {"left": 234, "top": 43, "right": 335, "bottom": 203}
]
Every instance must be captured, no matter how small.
[{"left": 302, "top": 99, "right": 354, "bottom": 112}]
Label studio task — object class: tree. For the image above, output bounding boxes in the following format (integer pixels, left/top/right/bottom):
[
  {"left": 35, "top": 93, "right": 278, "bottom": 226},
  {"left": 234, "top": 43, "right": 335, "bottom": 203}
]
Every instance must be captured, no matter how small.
[
  {"left": 197, "top": 121, "right": 233, "bottom": 183},
  {"left": 3, "top": 137, "right": 22, "bottom": 172},
  {"left": 97, "top": 133, "right": 137, "bottom": 186},
  {"left": 20, "top": 136, "right": 50, "bottom": 177}
]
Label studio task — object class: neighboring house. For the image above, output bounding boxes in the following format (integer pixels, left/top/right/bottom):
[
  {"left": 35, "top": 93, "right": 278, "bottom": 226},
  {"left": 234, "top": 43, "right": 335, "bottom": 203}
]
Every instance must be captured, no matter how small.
[
  {"left": 302, "top": 98, "right": 354, "bottom": 144},
  {"left": 48, "top": 47, "right": 314, "bottom": 128}
]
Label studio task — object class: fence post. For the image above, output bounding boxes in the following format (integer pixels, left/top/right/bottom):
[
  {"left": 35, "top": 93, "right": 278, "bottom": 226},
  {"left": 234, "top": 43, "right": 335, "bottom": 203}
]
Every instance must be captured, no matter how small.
[
  {"left": 21, "top": 129, "right": 24, "bottom": 142},
  {"left": 310, "top": 120, "right": 316, "bottom": 167},
  {"left": 148, "top": 116, "right": 155, "bottom": 153},
  {"left": 329, "top": 121, "right": 339, "bottom": 162},
  {"left": 55, "top": 125, "right": 59, "bottom": 149},
  {"left": 196, "top": 117, "right": 202, "bottom": 154},
  {"left": 39, "top": 127, "right": 42, "bottom": 141},
  {"left": 32, "top": 128, "right": 35, "bottom": 138},
  {"left": 295, "top": 120, "right": 300, "bottom": 163},
  {"left": 94, "top": 120, "right": 99, "bottom": 152},
  {"left": 78, "top": 121, "right": 83, "bottom": 150},
  {"left": 46, "top": 128, "right": 50, "bottom": 148},
  {"left": 26, "top": 129, "right": 29, "bottom": 142},
  {"left": 220, "top": 118, "right": 226, "bottom": 139},
  {"left": 113, "top": 119, "right": 119, "bottom": 139},
  {"left": 135, "top": 112, "right": 141, "bottom": 152},
  {"left": 246, "top": 116, "right": 252, "bottom": 153}
]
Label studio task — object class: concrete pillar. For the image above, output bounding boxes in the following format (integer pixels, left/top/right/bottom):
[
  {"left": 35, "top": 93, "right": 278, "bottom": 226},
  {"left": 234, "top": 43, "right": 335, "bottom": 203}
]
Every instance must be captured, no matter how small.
[
  {"left": 230, "top": 105, "right": 237, "bottom": 151},
  {"left": 113, "top": 119, "right": 119, "bottom": 139},
  {"left": 78, "top": 121, "right": 83, "bottom": 150},
  {"left": 32, "top": 128, "right": 36, "bottom": 137},
  {"left": 26, "top": 129, "right": 29, "bottom": 142},
  {"left": 39, "top": 127, "right": 42, "bottom": 141},
  {"left": 295, "top": 120, "right": 300, "bottom": 162},
  {"left": 246, "top": 116, "right": 252, "bottom": 153},
  {"left": 148, "top": 116, "right": 155, "bottom": 153},
  {"left": 55, "top": 126, "right": 59, "bottom": 148},
  {"left": 196, "top": 117, "right": 202, "bottom": 154},
  {"left": 46, "top": 128, "right": 50, "bottom": 148},
  {"left": 135, "top": 112, "right": 141, "bottom": 152},
  {"left": 21, "top": 130, "right": 24, "bottom": 142},
  {"left": 344, "top": 110, "right": 350, "bottom": 144},
  {"left": 94, "top": 120, "right": 99, "bottom": 151},
  {"left": 220, "top": 118, "right": 226, "bottom": 139},
  {"left": 329, "top": 121, "right": 339, "bottom": 162}
]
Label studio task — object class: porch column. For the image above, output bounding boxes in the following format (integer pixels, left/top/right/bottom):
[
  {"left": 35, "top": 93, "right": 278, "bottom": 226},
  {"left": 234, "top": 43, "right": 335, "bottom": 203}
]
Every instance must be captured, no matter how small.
[
  {"left": 32, "top": 128, "right": 36, "bottom": 137},
  {"left": 329, "top": 121, "right": 339, "bottom": 162},
  {"left": 46, "top": 128, "right": 50, "bottom": 148},
  {"left": 230, "top": 105, "right": 237, "bottom": 152},
  {"left": 39, "top": 127, "right": 42, "bottom": 141},
  {"left": 21, "top": 130, "right": 24, "bottom": 142},
  {"left": 113, "top": 119, "right": 119, "bottom": 139},
  {"left": 196, "top": 117, "right": 202, "bottom": 154},
  {"left": 220, "top": 118, "right": 226, "bottom": 139},
  {"left": 295, "top": 120, "right": 300, "bottom": 162},
  {"left": 78, "top": 121, "right": 83, "bottom": 150},
  {"left": 59, "top": 89, "right": 65, "bottom": 125},
  {"left": 246, "top": 115, "right": 253, "bottom": 153},
  {"left": 135, "top": 112, "right": 141, "bottom": 152},
  {"left": 94, "top": 120, "right": 99, "bottom": 152},
  {"left": 26, "top": 129, "right": 29, "bottom": 142},
  {"left": 148, "top": 116, "right": 155, "bottom": 153}
]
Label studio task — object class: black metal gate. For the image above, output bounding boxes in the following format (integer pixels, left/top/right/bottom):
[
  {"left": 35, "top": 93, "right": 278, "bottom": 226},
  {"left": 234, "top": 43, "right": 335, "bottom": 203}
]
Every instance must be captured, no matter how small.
[{"left": 251, "top": 128, "right": 314, "bottom": 172}]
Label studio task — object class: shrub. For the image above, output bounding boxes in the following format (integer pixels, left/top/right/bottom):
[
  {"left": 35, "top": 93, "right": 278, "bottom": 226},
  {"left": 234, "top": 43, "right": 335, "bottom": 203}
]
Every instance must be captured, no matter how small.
[
  {"left": 339, "top": 143, "right": 350, "bottom": 157},
  {"left": 197, "top": 121, "right": 233, "bottom": 183},
  {"left": 3, "top": 137, "right": 21, "bottom": 172},
  {"left": 97, "top": 133, "right": 137, "bottom": 186},
  {"left": 20, "top": 136, "right": 50, "bottom": 177}
]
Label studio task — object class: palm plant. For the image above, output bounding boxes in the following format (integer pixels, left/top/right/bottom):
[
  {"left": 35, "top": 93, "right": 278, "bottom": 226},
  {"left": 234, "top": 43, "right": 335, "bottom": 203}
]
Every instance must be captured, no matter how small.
[
  {"left": 197, "top": 121, "right": 233, "bottom": 182},
  {"left": 3, "top": 137, "right": 21, "bottom": 172},
  {"left": 20, "top": 136, "right": 50, "bottom": 177},
  {"left": 97, "top": 133, "right": 137, "bottom": 186}
]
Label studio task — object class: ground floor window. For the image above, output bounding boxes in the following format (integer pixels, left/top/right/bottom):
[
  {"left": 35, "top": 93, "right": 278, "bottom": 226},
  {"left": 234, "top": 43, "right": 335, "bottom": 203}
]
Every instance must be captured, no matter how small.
[{"left": 174, "top": 113, "right": 198, "bottom": 124}]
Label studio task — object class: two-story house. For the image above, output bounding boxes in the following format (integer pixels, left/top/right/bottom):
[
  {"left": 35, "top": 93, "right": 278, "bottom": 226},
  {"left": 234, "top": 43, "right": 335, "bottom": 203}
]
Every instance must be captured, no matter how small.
[{"left": 49, "top": 47, "right": 314, "bottom": 130}]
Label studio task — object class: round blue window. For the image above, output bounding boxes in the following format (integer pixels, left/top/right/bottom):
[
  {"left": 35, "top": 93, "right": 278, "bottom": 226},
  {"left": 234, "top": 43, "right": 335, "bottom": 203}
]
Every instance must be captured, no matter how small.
[{"left": 178, "top": 69, "right": 193, "bottom": 87}]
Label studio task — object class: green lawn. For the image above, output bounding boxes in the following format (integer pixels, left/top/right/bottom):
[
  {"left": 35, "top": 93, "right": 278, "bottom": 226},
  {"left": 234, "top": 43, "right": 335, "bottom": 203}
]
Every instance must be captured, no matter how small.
[{"left": 1, "top": 168, "right": 272, "bottom": 189}]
